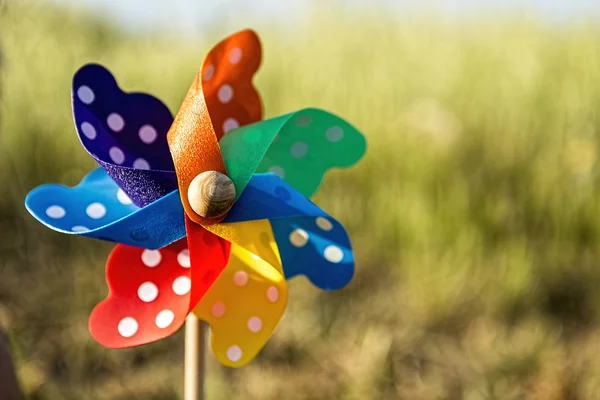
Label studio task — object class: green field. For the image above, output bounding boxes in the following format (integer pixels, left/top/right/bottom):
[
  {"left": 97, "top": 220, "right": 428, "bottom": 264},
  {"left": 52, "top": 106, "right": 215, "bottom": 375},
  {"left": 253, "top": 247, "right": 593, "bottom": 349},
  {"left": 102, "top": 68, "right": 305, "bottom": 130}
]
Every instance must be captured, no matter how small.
[{"left": 3, "top": 1, "right": 600, "bottom": 399}]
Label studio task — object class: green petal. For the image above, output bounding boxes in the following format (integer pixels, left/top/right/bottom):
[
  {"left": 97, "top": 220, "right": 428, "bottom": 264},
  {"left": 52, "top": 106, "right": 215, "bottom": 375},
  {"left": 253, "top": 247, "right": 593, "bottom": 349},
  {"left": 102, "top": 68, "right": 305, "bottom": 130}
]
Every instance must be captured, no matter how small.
[{"left": 220, "top": 108, "right": 366, "bottom": 199}]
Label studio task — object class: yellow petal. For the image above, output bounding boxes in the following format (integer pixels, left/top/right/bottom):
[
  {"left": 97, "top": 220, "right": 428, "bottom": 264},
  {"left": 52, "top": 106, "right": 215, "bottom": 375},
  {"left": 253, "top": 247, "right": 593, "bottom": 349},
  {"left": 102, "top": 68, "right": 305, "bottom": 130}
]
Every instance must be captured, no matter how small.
[{"left": 194, "top": 220, "right": 288, "bottom": 367}]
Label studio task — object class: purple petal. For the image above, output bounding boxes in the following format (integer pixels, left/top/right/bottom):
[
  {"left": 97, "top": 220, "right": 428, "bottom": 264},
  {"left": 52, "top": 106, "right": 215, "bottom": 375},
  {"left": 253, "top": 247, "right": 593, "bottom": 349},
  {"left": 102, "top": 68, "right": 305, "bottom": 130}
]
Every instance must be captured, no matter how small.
[{"left": 72, "top": 64, "right": 177, "bottom": 206}]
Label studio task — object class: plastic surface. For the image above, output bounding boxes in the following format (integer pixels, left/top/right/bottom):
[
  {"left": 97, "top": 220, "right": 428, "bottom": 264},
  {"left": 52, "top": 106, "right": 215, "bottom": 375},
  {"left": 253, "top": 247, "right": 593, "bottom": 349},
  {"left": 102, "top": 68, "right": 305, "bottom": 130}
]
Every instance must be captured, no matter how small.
[{"left": 24, "top": 28, "right": 366, "bottom": 367}]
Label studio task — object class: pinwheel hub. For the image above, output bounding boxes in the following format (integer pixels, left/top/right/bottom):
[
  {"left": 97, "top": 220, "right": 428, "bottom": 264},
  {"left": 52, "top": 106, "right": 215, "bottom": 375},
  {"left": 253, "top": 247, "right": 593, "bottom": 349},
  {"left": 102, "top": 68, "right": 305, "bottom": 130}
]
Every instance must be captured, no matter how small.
[{"left": 187, "top": 170, "right": 236, "bottom": 219}]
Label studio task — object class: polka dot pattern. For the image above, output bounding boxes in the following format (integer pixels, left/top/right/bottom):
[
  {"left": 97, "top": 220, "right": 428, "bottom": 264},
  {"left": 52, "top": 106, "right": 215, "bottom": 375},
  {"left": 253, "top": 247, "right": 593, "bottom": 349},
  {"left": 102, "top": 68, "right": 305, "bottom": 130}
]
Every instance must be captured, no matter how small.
[
  {"left": 89, "top": 232, "right": 229, "bottom": 349},
  {"left": 109, "top": 147, "right": 125, "bottom": 164},
  {"left": 270, "top": 211, "right": 355, "bottom": 291},
  {"left": 290, "top": 141, "right": 308, "bottom": 158},
  {"left": 117, "top": 189, "right": 132, "bottom": 205},
  {"left": 133, "top": 158, "right": 150, "bottom": 170},
  {"left": 267, "top": 166, "right": 285, "bottom": 178},
  {"left": 248, "top": 317, "right": 262, "bottom": 332},
  {"left": 155, "top": 309, "right": 175, "bottom": 328},
  {"left": 218, "top": 84, "right": 234, "bottom": 103},
  {"left": 316, "top": 217, "right": 333, "bottom": 231},
  {"left": 172, "top": 276, "right": 191, "bottom": 295},
  {"left": 267, "top": 286, "right": 279, "bottom": 303},
  {"left": 289, "top": 229, "right": 309, "bottom": 247},
  {"left": 233, "top": 270, "right": 248, "bottom": 286},
  {"left": 200, "top": 29, "right": 262, "bottom": 143},
  {"left": 220, "top": 108, "right": 365, "bottom": 201},
  {"left": 218, "top": 172, "right": 355, "bottom": 292},
  {"left": 107, "top": 113, "right": 125, "bottom": 132},
  {"left": 229, "top": 47, "right": 242, "bottom": 64},
  {"left": 141, "top": 249, "right": 162, "bottom": 267},
  {"left": 211, "top": 302, "right": 225, "bottom": 317},
  {"left": 138, "top": 125, "right": 158, "bottom": 144},
  {"left": 26, "top": 29, "right": 364, "bottom": 372},
  {"left": 138, "top": 282, "right": 159, "bottom": 303},
  {"left": 118, "top": 317, "right": 138, "bottom": 338},
  {"left": 326, "top": 126, "right": 344, "bottom": 142},
  {"left": 46, "top": 205, "right": 66, "bottom": 219},
  {"left": 203, "top": 64, "right": 214, "bottom": 81},
  {"left": 227, "top": 346, "right": 242, "bottom": 362},
  {"left": 193, "top": 228, "right": 288, "bottom": 367},
  {"left": 223, "top": 118, "right": 239, "bottom": 133},
  {"left": 177, "top": 249, "right": 191, "bottom": 268},
  {"left": 24, "top": 167, "right": 187, "bottom": 250},
  {"left": 81, "top": 122, "right": 97, "bottom": 140},
  {"left": 324, "top": 245, "right": 344, "bottom": 263},
  {"left": 86, "top": 202, "right": 106, "bottom": 219},
  {"left": 72, "top": 64, "right": 177, "bottom": 208},
  {"left": 77, "top": 85, "right": 95, "bottom": 104}
]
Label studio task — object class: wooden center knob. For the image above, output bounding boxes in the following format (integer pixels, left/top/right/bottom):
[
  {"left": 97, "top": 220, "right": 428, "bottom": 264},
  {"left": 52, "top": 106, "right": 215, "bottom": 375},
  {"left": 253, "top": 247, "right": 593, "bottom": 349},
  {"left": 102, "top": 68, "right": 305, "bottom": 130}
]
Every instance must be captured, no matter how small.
[{"left": 187, "top": 171, "right": 236, "bottom": 219}]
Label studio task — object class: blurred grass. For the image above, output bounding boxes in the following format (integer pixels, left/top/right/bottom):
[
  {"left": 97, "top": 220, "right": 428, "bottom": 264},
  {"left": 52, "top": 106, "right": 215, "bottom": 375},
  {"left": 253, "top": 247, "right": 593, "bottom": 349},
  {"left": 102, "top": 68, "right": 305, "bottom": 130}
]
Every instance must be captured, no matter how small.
[{"left": 4, "top": 0, "right": 600, "bottom": 399}]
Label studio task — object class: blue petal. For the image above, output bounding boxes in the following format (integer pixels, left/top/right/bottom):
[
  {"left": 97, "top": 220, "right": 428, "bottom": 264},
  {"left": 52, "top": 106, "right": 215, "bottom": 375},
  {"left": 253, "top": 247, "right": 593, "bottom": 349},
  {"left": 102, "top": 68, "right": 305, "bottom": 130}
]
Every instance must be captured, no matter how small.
[
  {"left": 25, "top": 168, "right": 185, "bottom": 249},
  {"left": 227, "top": 173, "right": 355, "bottom": 290}
]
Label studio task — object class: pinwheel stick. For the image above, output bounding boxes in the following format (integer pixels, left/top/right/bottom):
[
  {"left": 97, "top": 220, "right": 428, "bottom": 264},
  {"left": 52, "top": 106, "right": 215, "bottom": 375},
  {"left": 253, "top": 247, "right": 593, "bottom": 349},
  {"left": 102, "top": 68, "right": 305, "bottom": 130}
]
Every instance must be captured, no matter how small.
[{"left": 184, "top": 314, "right": 206, "bottom": 400}]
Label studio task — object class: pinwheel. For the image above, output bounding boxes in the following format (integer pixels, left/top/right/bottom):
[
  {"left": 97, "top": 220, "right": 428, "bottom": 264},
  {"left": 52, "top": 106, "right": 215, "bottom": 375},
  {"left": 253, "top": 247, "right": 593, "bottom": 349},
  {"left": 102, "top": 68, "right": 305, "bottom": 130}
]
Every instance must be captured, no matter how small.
[{"left": 25, "top": 29, "right": 366, "bottom": 374}]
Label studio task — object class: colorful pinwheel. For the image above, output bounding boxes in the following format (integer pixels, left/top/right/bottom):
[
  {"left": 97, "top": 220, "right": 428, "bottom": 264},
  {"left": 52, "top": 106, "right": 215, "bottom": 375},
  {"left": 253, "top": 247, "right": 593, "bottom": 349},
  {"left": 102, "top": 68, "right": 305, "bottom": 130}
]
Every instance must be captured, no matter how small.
[{"left": 25, "top": 30, "right": 366, "bottom": 367}]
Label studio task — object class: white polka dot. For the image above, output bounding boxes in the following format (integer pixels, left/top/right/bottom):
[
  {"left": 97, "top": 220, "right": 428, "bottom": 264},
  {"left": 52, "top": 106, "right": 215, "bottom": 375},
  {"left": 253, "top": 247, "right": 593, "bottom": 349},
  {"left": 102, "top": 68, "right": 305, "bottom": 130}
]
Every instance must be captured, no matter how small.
[
  {"left": 133, "top": 158, "right": 150, "bottom": 170},
  {"left": 233, "top": 270, "right": 249, "bottom": 287},
  {"left": 248, "top": 317, "right": 262, "bottom": 333},
  {"left": 138, "top": 125, "right": 158, "bottom": 144},
  {"left": 229, "top": 47, "right": 242, "bottom": 64},
  {"left": 155, "top": 309, "right": 175, "bottom": 329},
  {"left": 290, "top": 142, "right": 308, "bottom": 158},
  {"left": 211, "top": 302, "right": 225, "bottom": 317},
  {"left": 223, "top": 118, "right": 239, "bottom": 133},
  {"left": 289, "top": 229, "right": 309, "bottom": 247},
  {"left": 71, "top": 225, "right": 89, "bottom": 232},
  {"left": 227, "top": 345, "right": 243, "bottom": 362},
  {"left": 316, "top": 217, "right": 333, "bottom": 231},
  {"left": 80, "top": 122, "right": 97, "bottom": 140},
  {"left": 117, "top": 189, "right": 132, "bottom": 205},
  {"left": 326, "top": 126, "right": 344, "bottom": 142},
  {"left": 141, "top": 249, "right": 162, "bottom": 267},
  {"left": 172, "top": 276, "right": 191, "bottom": 295},
  {"left": 118, "top": 317, "right": 138, "bottom": 337},
  {"left": 324, "top": 245, "right": 344, "bottom": 263},
  {"left": 267, "top": 286, "right": 279, "bottom": 303},
  {"left": 107, "top": 113, "right": 125, "bottom": 132},
  {"left": 295, "top": 115, "right": 312, "bottom": 127},
  {"left": 218, "top": 84, "right": 233, "bottom": 103},
  {"left": 268, "top": 166, "right": 285, "bottom": 179},
  {"left": 177, "top": 249, "right": 190, "bottom": 268},
  {"left": 77, "top": 85, "right": 95, "bottom": 104},
  {"left": 86, "top": 202, "right": 106, "bottom": 219},
  {"left": 109, "top": 147, "right": 125, "bottom": 164},
  {"left": 137, "top": 281, "right": 159, "bottom": 303},
  {"left": 46, "top": 205, "right": 66, "bottom": 219},
  {"left": 203, "top": 64, "right": 214, "bottom": 81}
]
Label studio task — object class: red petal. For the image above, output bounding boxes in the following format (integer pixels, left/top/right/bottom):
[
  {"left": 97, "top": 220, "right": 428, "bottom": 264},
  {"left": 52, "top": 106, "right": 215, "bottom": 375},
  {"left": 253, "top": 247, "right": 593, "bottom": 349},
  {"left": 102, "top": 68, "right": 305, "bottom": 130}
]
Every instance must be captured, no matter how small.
[{"left": 89, "top": 218, "right": 230, "bottom": 348}]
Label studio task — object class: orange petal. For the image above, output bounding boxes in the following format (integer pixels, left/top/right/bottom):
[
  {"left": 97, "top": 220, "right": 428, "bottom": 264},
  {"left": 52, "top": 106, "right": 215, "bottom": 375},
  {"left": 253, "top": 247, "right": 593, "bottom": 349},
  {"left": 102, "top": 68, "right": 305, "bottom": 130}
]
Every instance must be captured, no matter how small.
[{"left": 201, "top": 29, "right": 262, "bottom": 140}]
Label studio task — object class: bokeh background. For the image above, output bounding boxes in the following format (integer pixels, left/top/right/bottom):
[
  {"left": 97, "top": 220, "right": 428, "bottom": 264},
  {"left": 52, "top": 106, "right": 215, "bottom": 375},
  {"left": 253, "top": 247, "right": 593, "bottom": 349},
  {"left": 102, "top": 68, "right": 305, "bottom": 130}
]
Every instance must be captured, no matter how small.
[{"left": 3, "top": 0, "right": 600, "bottom": 399}]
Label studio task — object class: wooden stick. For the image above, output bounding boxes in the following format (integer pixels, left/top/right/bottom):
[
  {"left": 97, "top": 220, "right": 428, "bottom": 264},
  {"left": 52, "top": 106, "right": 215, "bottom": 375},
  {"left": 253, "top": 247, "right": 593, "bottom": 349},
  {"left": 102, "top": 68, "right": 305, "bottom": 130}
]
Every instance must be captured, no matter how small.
[{"left": 185, "top": 314, "right": 206, "bottom": 400}]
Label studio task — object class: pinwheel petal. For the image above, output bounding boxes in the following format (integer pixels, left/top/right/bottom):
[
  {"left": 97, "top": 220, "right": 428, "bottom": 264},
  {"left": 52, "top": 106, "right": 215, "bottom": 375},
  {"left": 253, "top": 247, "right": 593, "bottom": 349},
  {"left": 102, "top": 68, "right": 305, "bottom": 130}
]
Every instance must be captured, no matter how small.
[
  {"left": 73, "top": 64, "right": 178, "bottom": 207},
  {"left": 25, "top": 168, "right": 185, "bottom": 249},
  {"left": 89, "top": 221, "right": 230, "bottom": 348},
  {"left": 220, "top": 108, "right": 366, "bottom": 199},
  {"left": 202, "top": 29, "right": 262, "bottom": 140},
  {"left": 194, "top": 220, "right": 287, "bottom": 367},
  {"left": 210, "top": 174, "right": 355, "bottom": 290}
]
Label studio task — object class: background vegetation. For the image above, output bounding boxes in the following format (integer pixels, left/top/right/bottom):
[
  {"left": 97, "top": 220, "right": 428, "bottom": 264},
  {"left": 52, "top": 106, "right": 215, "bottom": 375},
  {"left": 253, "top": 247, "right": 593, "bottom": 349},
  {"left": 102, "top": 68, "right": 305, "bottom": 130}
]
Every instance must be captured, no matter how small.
[{"left": 3, "top": 1, "right": 600, "bottom": 399}]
